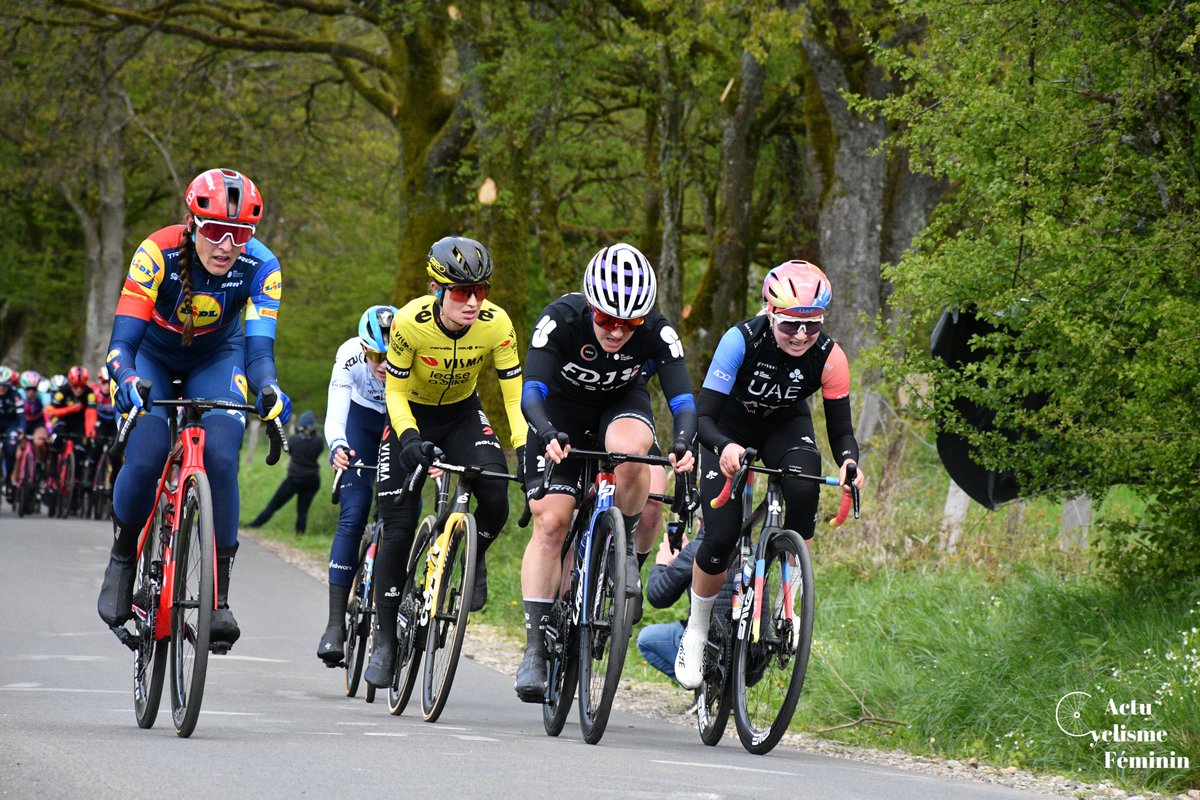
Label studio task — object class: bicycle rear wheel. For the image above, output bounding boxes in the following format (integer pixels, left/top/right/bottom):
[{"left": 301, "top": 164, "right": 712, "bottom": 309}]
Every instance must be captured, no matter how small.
[
  {"left": 169, "top": 472, "right": 215, "bottom": 738},
  {"left": 57, "top": 451, "right": 75, "bottom": 518},
  {"left": 344, "top": 527, "right": 374, "bottom": 698},
  {"left": 134, "top": 502, "right": 168, "bottom": 729},
  {"left": 732, "top": 527, "right": 813, "bottom": 755},
  {"left": 388, "top": 515, "right": 434, "bottom": 716},
  {"left": 421, "top": 513, "right": 476, "bottom": 721},
  {"left": 697, "top": 612, "right": 734, "bottom": 746},
  {"left": 577, "top": 507, "right": 628, "bottom": 744},
  {"left": 542, "top": 598, "right": 578, "bottom": 736}
]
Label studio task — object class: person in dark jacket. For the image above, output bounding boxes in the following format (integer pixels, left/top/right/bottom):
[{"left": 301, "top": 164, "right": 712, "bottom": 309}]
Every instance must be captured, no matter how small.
[
  {"left": 244, "top": 410, "right": 324, "bottom": 534},
  {"left": 636, "top": 523, "right": 736, "bottom": 683}
]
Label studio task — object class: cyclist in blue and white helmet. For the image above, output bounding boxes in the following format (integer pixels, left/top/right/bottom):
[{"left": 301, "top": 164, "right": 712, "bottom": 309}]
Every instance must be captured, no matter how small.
[
  {"left": 315, "top": 303, "right": 397, "bottom": 666},
  {"left": 358, "top": 304, "right": 395, "bottom": 356},
  {"left": 581, "top": 242, "right": 658, "bottom": 320}
]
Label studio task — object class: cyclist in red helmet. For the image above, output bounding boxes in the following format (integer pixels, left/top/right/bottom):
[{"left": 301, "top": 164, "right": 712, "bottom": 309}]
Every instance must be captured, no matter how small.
[
  {"left": 97, "top": 168, "right": 291, "bottom": 653},
  {"left": 46, "top": 365, "right": 97, "bottom": 442}
]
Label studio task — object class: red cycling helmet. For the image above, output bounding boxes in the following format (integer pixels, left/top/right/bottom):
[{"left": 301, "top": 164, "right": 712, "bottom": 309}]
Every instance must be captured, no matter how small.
[
  {"left": 67, "top": 365, "right": 89, "bottom": 389},
  {"left": 185, "top": 168, "right": 264, "bottom": 225}
]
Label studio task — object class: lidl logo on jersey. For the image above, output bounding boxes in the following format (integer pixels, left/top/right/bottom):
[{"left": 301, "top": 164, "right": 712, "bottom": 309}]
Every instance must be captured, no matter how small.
[
  {"left": 176, "top": 293, "right": 225, "bottom": 328},
  {"left": 261, "top": 269, "right": 282, "bottom": 301},
  {"left": 230, "top": 371, "right": 249, "bottom": 401},
  {"left": 130, "top": 249, "right": 161, "bottom": 288}
]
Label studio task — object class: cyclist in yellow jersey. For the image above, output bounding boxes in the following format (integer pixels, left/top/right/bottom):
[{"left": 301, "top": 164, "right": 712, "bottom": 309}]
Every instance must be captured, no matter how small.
[{"left": 364, "top": 236, "right": 527, "bottom": 687}]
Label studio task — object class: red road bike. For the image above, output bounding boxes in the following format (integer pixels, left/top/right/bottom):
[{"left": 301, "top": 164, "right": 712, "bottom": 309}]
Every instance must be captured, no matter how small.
[{"left": 109, "top": 380, "right": 286, "bottom": 738}]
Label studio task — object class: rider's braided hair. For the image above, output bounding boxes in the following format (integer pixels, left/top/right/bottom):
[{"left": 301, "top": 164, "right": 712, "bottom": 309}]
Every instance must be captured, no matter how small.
[{"left": 178, "top": 228, "right": 197, "bottom": 346}]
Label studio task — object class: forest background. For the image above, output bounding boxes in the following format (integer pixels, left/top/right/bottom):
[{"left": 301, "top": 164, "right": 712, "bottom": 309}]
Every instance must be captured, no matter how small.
[{"left": 2, "top": 1, "right": 1197, "bottom": 793}]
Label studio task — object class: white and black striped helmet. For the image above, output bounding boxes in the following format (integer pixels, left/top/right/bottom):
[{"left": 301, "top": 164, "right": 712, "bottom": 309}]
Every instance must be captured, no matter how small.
[{"left": 581, "top": 243, "right": 657, "bottom": 319}]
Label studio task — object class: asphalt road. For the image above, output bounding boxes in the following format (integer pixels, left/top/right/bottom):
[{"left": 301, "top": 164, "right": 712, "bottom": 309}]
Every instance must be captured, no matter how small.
[{"left": 0, "top": 507, "right": 1061, "bottom": 800}]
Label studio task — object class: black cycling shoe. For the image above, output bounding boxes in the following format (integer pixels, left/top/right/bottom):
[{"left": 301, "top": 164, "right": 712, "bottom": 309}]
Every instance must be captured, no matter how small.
[
  {"left": 628, "top": 587, "right": 644, "bottom": 626},
  {"left": 317, "top": 623, "right": 346, "bottom": 667},
  {"left": 97, "top": 553, "right": 137, "bottom": 627},
  {"left": 624, "top": 551, "right": 641, "bottom": 598},
  {"left": 514, "top": 647, "right": 547, "bottom": 703},
  {"left": 209, "top": 607, "right": 240, "bottom": 653},
  {"left": 364, "top": 638, "right": 397, "bottom": 687},
  {"left": 469, "top": 558, "right": 488, "bottom": 613}
]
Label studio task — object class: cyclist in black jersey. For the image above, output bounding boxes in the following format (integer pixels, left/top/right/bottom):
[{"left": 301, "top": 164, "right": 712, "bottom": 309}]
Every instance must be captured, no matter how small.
[
  {"left": 514, "top": 242, "right": 697, "bottom": 702},
  {"left": 364, "top": 236, "right": 527, "bottom": 688},
  {"left": 673, "top": 260, "right": 867, "bottom": 689}
]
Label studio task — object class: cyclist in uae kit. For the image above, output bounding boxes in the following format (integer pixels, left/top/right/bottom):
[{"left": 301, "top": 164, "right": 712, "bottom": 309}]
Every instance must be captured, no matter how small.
[
  {"left": 364, "top": 236, "right": 527, "bottom": 687},
  {"left": 316, "top": 304, "right": 395, "bottom": 666},
  {"left": 673, "top": 260, "right": 866, "bottom": 689},
  {"left": 96, "top": 168, "right": 291, "bottom": 653},
  {"left": 515, "top": 242, "right": 697, "bottom": 701}
]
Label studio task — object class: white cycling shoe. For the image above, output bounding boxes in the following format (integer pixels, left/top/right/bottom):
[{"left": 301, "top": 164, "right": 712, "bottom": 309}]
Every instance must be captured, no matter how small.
[{"left": 674, "top": 628, "right": 706, "bottom": 690}]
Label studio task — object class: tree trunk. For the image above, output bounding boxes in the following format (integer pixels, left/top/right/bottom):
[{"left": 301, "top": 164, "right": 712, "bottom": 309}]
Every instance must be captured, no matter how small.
[
  {"left": 800, "top": 34, "right": 888, "bottom": 361},
  {"left": 683, "top": 51, "right": 767, "bottom": 361},
  {"left": 656, "top": 65, "right": 688, "bottom": 324},
  {"left": 65, "top": 67, "right": 127, "bottom": 371}
]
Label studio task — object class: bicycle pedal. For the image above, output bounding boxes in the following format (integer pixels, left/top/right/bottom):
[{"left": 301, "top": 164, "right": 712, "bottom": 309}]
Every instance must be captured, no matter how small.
[{"left": 209, "top": 641, "right": 233, "bottom": 655}]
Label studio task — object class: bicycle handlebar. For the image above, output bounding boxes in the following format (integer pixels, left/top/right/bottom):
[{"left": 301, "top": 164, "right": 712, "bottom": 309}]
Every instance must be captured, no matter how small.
[
  {"left": 710, "top": 448, "right": 860, "bottom": 526},
  {"left": 109, "top": 378, "right": 290, "bottom": 467},
  {"left": 394, "top": 442, "right": 441, "bottom": 506},
  {"left": 331, "top": 460, "right": 377, "bottom": 505}
]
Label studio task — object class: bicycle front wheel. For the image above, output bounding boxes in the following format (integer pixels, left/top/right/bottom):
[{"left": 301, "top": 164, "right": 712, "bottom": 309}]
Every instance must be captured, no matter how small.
[
  {"left": 542, "top": 598, "right": 578, "bottom": 736},
  {"left": 388, "top": 515, "right": 435, "bottom": 716},
  {"left": 169, "top": 472, "right": 215, "bottom": 738},
  {"left": 134, "top": 502, "right": 168, "bottom": 729},
  {"left": 732, "top": 528, "right": 813, "bottom": 755},
  {"left": 421, "top": 513, "right": 477, "bottom": 722},
  {"left": 577, "top": 507, "right": 628, "bottom": 745},
  {"left": 344, "top": 527, "right": 374, "bottom": 698}
]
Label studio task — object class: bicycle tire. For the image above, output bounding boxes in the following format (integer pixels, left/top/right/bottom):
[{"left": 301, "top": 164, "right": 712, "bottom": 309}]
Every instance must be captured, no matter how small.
[
  {"left": 732, "top": 527, "right": 813, "bottom": 755},
  {"left": 542, "top": 598, "right": 578, "bottom": 736},
  {"left": 57, "top": 451, "right": 75, "bottom": 518},
  {"left": 344, "top": 529, "right": 373, "bottom": 698},
  {"left": 170, "top": 472, "right": 215, "bottom": 738},
  {"left": 134, "top": 501, "right": 168, "bottom": 729},
  {"left": 577, "top": 507, "right": 629, "bottom": 744},
  {"left": 92, "top": 451, "right": 112, "bottom": 520},
  {"left": 387, "top": 515, "right": 435, "bottom": 716},
  {"left": 421, "top": 513, "right": 477, "bottom": 722},
  {"left": 697, "top": 612, "right": 734, "bottom": 746},
  {"left": 15, "top": 447, "right": 33, "bottom": 517}
]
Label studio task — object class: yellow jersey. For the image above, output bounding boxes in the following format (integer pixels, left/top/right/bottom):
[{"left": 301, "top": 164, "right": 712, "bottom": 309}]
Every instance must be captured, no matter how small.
[{"left": 385, "top": 296, "right": 527, "bottom": 449}]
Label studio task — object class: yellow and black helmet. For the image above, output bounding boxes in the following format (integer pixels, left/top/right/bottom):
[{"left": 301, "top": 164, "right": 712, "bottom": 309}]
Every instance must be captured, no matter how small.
[{"left": 426, "top": 236, "right": 493, "bottom": 285}]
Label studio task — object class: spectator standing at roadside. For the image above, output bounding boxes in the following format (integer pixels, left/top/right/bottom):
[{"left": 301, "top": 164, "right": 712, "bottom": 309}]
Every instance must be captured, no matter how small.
[{"left": 244, "top": 410, "right": 324, "bottom": 534}]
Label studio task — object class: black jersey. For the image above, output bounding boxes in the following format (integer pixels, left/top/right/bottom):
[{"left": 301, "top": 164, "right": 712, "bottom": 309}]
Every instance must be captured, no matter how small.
[{"left": 522, "top": 293, "right": 696, "bottom": 446}]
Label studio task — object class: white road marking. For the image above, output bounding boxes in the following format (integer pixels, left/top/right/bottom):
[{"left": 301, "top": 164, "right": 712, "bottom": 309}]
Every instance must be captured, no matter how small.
[
  {"left": 651, "top": 760, "right": 799, "bottom": 777},
  {"left": 1, "top": 686, "right": 125, "bottom": 694}
]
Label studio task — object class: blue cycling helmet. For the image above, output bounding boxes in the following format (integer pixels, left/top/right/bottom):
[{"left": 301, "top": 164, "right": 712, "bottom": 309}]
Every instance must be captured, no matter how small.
[{"left": 358, "top": 305, "right": 398, "bottom": 353}]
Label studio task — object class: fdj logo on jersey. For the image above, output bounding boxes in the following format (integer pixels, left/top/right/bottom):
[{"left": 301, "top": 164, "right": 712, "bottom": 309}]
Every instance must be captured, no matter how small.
[
  {"left": 176, "top": 293, "right": 224, "bottom": 328},
  {"left": 562, "top": 363, "right": 641, "bottom": 389}
]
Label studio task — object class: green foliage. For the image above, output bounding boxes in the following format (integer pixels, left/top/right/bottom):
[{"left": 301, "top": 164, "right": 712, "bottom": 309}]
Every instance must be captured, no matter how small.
[{"left": 866, "top": 0, "right": 1200, "bottom": 577}]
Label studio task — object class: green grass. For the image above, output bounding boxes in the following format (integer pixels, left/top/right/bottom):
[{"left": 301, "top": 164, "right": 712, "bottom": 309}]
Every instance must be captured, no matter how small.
[{"left": 798, "top": 563, "right": 1200, "bottom": 793}]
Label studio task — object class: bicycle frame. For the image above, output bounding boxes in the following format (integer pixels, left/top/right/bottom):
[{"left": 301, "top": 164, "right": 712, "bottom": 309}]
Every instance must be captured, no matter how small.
[{"left": 135, "top": 415, "right": 210, "bottom": 642}]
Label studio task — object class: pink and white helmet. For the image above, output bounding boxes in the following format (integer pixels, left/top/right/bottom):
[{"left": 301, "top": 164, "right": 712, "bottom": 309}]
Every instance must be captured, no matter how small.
[{"left": 762, "top": 260, "right": 832, "bottom": 317}]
